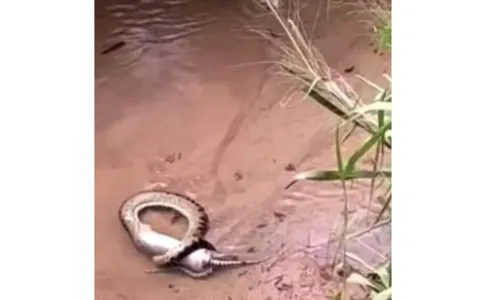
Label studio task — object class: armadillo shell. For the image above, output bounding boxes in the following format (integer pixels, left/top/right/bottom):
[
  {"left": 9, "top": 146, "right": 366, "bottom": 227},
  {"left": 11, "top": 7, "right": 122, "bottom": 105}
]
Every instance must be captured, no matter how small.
[{"left": 173, "top": 238, "right": 217, "bottom": 262}]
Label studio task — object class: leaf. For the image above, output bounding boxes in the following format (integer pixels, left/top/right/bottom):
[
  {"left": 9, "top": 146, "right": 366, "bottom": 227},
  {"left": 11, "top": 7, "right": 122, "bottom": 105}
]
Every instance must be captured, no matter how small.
[
  {"left": 345, "top": 120, "right": 392, "bottom": 175},
  {"left": 375, "top": 262, "right": 391, "bottom": 288},
  {"left": 301, "top": 83, "right": 351, "bottom": 121},
  {"left": 356, "top": 75, "right": 385, "bottom": 93},
  {"left": 303, "top": 77, "right": 322, "bottom": 101},
  {"left": 332, "top": 290, "right": 344, "bottom": 300},
  {"left": 346, "top": 272, "right": 376, "bottom": 288},
  {"left": 377, "top": 91, "right": 388, "bottom": 129},
  {"left": 291, "top": 169, "right": 391, "bottom": 182},
  {"left": 335, "top": 128, "right": 345, "bottom": 179},
  {"left": 344, "top": 252, "right": 378, "bottom": 274},
  {"left": 374, "top": 194, "right": 392, "bottom": 224},
  {"left": 341, "top": 123, "right": 358, "bottom": 145},
  {"left": 372, "top": 287, "right": 392, "bottom": 300},
  {"left": 347, "top": 101, "right": 392, "bottom": 123}
]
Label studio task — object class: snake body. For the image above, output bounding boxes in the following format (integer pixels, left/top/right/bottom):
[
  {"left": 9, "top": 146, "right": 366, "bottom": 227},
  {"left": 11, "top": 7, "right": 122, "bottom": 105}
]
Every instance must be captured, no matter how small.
[
  {"left": 137, "top": 227, "right": 269, "bottom": 277},
  {"left": 119, "top": 186, "right": 209, "bottom": 267},
  {"left": 119, "top": 184, "right": 271, "bottom": 277}
]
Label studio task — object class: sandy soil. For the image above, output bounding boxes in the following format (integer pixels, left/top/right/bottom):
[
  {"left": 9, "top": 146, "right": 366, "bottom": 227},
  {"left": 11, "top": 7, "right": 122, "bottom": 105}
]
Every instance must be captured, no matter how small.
[{"left": 95, "top": 1, "right": 391, "bottom": 299}]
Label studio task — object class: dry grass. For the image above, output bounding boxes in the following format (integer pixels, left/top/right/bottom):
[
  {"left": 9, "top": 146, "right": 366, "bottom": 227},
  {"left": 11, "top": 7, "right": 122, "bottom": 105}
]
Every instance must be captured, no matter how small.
[
  {"left": 327, "top": 0, "right": 391, "bottom": 53},
  {"left": 253, "top": 0, "right": 392, "bottom": 298}
]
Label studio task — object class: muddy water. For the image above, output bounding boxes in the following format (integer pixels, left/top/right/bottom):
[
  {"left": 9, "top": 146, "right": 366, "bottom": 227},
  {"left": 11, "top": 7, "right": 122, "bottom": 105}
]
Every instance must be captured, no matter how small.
[{"left": 95, "top": 0, "right": 391, "bottom": 299}]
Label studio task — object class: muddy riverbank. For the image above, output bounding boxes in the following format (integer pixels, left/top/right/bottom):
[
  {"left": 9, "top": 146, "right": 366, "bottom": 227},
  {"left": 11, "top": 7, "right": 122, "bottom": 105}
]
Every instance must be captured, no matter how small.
[{"left": 95, "top": 1, "right": 391, "bottom": 299}]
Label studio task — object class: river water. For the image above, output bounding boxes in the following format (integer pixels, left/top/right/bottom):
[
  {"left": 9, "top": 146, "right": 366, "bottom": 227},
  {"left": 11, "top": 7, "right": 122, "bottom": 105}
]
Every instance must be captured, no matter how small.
[{"left": 95, "top": 0, "right": 391, "bottom": 299}]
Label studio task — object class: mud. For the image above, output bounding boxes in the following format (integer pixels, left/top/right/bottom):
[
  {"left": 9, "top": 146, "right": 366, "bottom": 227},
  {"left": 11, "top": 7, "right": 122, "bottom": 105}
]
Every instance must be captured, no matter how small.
[{"left": 95, "top": 0, "right": 391, "bottom": 299}]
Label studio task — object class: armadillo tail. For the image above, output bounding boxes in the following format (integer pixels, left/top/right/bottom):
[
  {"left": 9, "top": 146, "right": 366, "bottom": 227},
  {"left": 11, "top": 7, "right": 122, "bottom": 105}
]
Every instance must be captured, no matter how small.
[{"left": 209, "top": 251, "right": 271, "bottom": 267}]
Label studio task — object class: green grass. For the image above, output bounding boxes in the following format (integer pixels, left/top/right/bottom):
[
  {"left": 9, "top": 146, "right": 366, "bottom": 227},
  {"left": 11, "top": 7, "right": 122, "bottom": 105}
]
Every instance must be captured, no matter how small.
[
  {"left": 339, "top": 0, "right": 392, "bottom": 53},
  {"left": 369, "top": 2, "right": 392, "bottom": 53},
  {"left": 259, "top": 0, "right": 392, "bottom": 299}
]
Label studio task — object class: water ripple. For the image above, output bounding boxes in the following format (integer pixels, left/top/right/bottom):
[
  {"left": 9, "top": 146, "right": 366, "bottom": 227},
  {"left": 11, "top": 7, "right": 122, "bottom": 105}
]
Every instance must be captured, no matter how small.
[{"left": 97, "top": 0, "right": 218, "bottom": 77}]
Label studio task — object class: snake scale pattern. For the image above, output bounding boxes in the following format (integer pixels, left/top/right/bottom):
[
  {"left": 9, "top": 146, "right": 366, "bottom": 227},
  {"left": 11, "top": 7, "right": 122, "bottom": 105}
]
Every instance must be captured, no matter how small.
[
  {"left": 119, "top": 183, "right": 270, "bottom": 277},
  {"left": 119, "top": 185, "right": 209, "bottom": 267}
]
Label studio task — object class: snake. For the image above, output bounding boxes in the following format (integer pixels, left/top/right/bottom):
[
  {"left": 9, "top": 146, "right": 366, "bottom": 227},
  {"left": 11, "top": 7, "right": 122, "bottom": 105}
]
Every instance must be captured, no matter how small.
[
  {"left": 137, "top": 226, "right": 271, "bottom": 277},
  {"left": 119, "top": 183, "right": 271, "bottom": 277},
  {"left": 119, "top": 184, "right": 209, "bottom": 267}
]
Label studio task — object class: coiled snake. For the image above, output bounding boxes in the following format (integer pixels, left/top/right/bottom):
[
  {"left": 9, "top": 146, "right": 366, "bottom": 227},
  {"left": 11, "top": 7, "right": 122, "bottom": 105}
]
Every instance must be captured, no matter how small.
[{"left": 119, "top": 183, "right": 270, "bottom": 277}]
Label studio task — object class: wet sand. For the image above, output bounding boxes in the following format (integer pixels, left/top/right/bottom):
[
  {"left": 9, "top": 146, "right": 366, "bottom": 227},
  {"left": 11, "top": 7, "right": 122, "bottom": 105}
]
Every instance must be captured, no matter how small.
[{"left": 95, "top": 0, "right": 391, "bottom": 299}]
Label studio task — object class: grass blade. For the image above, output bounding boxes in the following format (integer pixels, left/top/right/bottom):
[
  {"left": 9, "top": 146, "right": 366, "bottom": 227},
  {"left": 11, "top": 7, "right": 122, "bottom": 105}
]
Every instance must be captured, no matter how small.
[
  {"left": 372, "top": 287, "right": 392, "bottom": 300},
  {"left": 335, "top": 127, "right": 345, "bottom": 179},
  {"left": 346, "top": 272, "right": 377, "bottom": 288},
  {"left": 345, "top": 120, "right": 391, "bottom": 174},
  {"left": 374, "top": 193, "right": 391, "bottom": 225},
  {"left": 345, "top": 101, "right": 391, "bottom": 125},
  {"left": 285, "top": 169, "right": 392, "bottom": 189}
]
